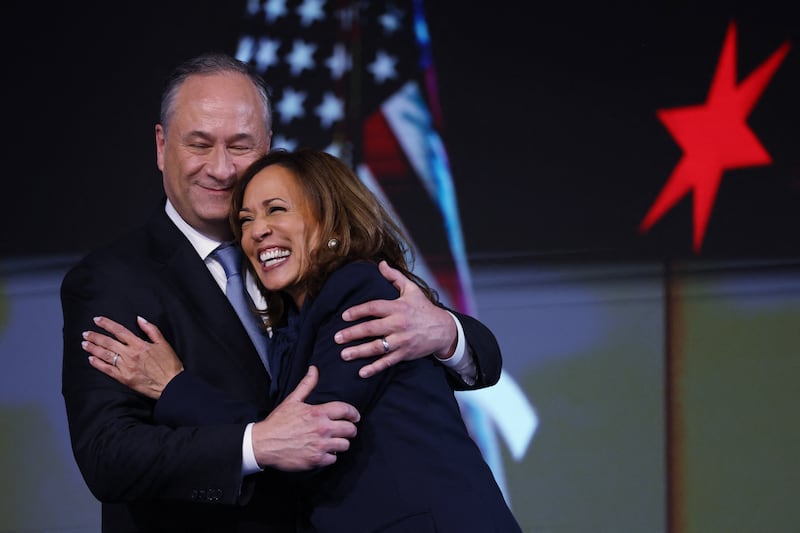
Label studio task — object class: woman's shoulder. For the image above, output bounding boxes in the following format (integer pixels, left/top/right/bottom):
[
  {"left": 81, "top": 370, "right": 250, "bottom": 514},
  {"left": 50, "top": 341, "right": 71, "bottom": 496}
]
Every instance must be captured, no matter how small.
[
  {"left": 328, "top": 260, "right": 380, "bottom": 281},
  {"left": 318, "top": 261, "right": 396, "bottom": 303}
]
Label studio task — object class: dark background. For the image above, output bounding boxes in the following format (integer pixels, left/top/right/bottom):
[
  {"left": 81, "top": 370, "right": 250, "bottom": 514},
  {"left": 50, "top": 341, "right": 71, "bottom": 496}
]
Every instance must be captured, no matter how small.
[{"left": 5, "top": 0, "right": 799, "bottom": 261}]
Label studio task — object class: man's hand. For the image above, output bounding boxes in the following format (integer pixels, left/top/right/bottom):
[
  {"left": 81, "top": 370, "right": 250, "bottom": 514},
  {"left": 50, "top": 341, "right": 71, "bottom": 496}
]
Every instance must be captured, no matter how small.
[
  {"left": 83, "top": 315, "right": 184, "bottom": 399},
  {"left": 334, "top": 260, "right": 458, "bottom": 378},
  {"left": 252, "top": 366, "right": 361, "bottom": 471}
]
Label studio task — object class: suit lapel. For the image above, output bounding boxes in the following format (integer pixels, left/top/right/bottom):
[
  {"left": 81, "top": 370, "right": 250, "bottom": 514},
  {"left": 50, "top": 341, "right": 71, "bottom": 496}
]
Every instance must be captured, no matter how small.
[
  {"left": 145, "top": 205, "right": 272, "bottom": 403},
  {"left": 273, "top": 303, "right": 319, "bottom": 403}
]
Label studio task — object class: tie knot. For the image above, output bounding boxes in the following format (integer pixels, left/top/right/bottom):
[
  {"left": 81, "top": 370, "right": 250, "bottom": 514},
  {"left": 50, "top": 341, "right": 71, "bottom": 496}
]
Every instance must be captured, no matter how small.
[{"left": 213, "top": 244, "right": 243, "bottom": 279}]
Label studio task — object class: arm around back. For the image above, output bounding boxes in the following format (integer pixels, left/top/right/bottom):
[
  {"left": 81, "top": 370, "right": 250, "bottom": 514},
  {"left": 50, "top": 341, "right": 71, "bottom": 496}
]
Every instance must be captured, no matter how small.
[{"left": 447, "top": 309, "right": 502, "bottom": 390}]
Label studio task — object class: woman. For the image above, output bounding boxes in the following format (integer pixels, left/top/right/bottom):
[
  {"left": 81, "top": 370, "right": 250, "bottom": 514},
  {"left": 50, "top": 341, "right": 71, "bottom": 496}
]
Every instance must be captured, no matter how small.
[
  {"left": 230, "top": 148, "right": 520, "bottom": 532},
  {"left": 87, "top": 148, "right": 521, "bottom": 532}
]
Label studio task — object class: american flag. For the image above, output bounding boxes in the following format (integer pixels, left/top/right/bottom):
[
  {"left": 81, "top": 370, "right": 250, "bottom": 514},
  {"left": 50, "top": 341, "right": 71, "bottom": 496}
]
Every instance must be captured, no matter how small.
[
  {"left": 235, "top": 0, "right": 474, "bottom": 314},
  {"left": 235, "top": 0, "right": 537, "bottom": 505}
]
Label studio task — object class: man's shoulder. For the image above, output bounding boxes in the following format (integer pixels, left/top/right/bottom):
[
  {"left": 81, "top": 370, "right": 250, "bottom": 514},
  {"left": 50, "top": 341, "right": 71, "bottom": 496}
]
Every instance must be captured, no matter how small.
[{"left": 63, "top": 204, "right": 181, "bottom": 281}]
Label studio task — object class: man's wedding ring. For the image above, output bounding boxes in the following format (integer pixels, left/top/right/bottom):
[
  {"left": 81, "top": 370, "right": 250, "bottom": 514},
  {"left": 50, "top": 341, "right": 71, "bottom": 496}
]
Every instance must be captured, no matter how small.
[
  {"left": 112, "top": 353, "right": 120, "bottom": 367},
  {"left": 381, "top": 337, "right": 390, "bottom": 354}
]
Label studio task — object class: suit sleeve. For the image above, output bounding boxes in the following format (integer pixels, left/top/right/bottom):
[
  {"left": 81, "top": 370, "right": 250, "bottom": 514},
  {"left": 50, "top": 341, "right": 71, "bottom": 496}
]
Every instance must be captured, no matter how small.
[
  {"left": 300, "top": 264, "right": 396, "bottom": 410},
  {"left": 447, "top": 310, "right": 503, "bottom": 390},
  {"left": 155, "top": 371, "right": 259, "bottom": 427},
  {"left": 61, "top": 256, "right": 249, "bottom": 505}
]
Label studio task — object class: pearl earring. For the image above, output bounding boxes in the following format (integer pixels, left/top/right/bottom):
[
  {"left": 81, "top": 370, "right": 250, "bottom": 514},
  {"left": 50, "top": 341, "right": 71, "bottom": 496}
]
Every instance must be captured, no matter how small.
[{"left": 327, "top": 238, "right": 339, "bottom": 249}]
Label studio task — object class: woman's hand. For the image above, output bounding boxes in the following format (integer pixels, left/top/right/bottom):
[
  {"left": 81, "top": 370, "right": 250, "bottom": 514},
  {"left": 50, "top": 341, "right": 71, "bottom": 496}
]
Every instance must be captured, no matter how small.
[{"left": 82, "top": 316, "right": 183, "bottom": 400}]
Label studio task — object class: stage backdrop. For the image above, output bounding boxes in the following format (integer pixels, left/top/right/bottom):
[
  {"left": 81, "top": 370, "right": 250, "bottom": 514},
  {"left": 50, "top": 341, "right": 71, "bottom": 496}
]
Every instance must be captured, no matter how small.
[
  {"left": 4, "top": 0, "right": 799, "bottom": 261},
  {"left": 1, "top": 1, "right": 798, "bottom": 532}
]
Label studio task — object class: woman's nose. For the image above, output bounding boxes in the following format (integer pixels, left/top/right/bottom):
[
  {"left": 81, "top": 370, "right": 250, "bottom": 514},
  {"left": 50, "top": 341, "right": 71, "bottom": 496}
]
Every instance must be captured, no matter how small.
[{"left": 249, "top": 216, "right": 271, "bottom": 240}]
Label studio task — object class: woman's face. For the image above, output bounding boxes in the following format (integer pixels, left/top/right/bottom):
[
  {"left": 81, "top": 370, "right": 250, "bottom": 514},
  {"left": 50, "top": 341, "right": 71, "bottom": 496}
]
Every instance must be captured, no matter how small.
[{"left": 238, "top": 165, "right": 320, "bottom": 308}]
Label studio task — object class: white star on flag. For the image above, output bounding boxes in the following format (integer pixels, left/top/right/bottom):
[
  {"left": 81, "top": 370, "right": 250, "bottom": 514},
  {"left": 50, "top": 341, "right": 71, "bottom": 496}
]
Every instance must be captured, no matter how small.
[
  {"left": 286, "top": 39, "right": 316, "bottom": 75},
  {"left": 368, "top": 50, "right": 398, "bottom": 83},
  {"left": 255, "top": 38, "right": 281, "bottom": 72},
  {"left": 315, "top": 91, "right": 344, "bottom": 128},
  {"left": 296, "top": 0, "right": 326, "bottom": 27},
  {"left": 276, "top": 88, "right": 308, "bottom": 124},
  {"left": 326, "top": 43, "right": 351, "bottom": 80},
  {"left": 264, "top": 0, "right": 288, "bottom": 22}
]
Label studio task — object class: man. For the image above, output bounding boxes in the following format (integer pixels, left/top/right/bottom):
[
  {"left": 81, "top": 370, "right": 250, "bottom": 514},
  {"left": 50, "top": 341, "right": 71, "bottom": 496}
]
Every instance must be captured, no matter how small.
[{"left": 61, "top": 53, "right": 502, "bottom": 531}]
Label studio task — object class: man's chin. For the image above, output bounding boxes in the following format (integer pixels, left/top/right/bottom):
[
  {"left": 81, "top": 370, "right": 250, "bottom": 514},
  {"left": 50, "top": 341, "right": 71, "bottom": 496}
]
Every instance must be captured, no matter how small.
[
  {"left": 196, "top": 192, "right": 232, "bottom": 212},
  {"left": 196, "top": 207, "right": 233, "bottom": 234}
]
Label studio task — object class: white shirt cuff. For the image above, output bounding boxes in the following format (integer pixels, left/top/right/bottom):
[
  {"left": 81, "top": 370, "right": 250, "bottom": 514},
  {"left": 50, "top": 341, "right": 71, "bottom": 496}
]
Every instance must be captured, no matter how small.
[
  {"left": 436, "top": 311, "right": 477, "bottom": 386},
  {"left": 242, "top": 422, "right": 263, "bottom": 476}
]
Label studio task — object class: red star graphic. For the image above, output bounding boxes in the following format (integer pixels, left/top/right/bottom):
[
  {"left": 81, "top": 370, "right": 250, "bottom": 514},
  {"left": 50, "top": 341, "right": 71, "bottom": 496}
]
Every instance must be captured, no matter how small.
[{"left": 639, "top": 21, "right": 790, "bottom": 253}]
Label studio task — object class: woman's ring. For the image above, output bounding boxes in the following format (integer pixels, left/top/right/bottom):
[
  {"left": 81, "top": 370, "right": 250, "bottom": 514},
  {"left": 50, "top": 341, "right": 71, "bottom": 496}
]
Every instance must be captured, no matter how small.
[
  {"left": 381, "top": 337, "right": 390, "bottom": 354},
  {"left": 112, "top": 353, "right": 120, "bottom": 367}
]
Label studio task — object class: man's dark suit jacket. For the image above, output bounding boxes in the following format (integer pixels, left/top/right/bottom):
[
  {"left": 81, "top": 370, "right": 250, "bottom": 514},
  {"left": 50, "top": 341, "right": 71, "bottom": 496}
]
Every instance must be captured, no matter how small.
[{"left": 60, "top": 201, "right": 503, "bottom": 532}]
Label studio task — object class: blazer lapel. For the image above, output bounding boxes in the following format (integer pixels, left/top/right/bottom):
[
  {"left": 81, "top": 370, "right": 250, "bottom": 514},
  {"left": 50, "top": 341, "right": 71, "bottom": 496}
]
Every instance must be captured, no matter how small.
[
  {"left": 145, "top": 205, "right": 272, "bottom": 403},
  {"left": 273, "top": 305, "right": 318, "bottom": 403}
]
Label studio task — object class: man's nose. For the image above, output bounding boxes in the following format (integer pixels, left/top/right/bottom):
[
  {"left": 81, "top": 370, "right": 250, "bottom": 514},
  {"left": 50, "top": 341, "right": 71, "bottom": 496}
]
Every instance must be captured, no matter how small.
[{"left": 207, "top": 146, "right": 236, "bottom": 181}]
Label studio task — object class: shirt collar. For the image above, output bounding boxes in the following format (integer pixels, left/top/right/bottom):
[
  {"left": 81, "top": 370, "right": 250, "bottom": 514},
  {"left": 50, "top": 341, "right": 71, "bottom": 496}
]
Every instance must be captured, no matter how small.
[
  {"left": 165, "top": 199, "right": 267, "bottom": 311},
  {"left": 164, "top": 199, "right": 225, "bottom": 260}
]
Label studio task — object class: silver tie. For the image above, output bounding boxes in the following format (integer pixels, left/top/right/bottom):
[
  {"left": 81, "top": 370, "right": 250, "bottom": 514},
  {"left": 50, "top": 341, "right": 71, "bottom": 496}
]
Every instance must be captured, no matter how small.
[{"left": 212, "top": 243, "right": 272, "bottom": 376}]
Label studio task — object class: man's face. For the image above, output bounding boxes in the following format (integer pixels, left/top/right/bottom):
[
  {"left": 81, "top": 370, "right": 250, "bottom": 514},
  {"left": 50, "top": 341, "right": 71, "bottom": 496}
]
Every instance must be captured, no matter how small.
[{"left": 156, "top": 72, "right": 271, "bottom": 240}]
